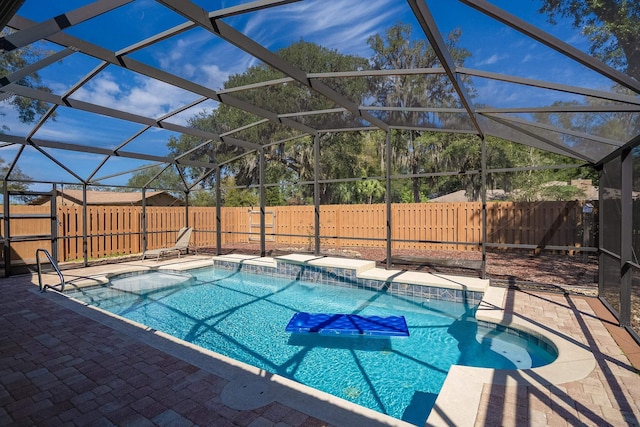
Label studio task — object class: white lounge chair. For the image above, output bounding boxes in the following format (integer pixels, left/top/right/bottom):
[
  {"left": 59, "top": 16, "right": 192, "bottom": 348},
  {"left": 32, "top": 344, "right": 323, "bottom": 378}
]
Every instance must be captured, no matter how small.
[{"left": 142, "top": 227, "right": 193, "bottom": 260}]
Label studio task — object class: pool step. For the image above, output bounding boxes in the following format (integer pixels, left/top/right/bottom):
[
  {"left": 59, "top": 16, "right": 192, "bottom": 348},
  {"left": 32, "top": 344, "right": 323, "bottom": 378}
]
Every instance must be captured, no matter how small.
[
  {"left": 275, "top": 254, "right": 377, "bottom": 275},
  {"left": 359, "top": 268, "right": 488, "bottom": 293},
  {"left": 211, "top": 254, "right": 279, "bottom": 268},
  {"left": 211, "top": 253, "right": 489, "bottom": 294}
]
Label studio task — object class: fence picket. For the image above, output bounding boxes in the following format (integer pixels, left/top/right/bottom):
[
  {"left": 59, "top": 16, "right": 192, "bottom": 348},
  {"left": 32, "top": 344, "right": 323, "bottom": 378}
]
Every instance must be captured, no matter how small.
[{"left": 0, "top": 201, "right": 588, "bottom": 263}]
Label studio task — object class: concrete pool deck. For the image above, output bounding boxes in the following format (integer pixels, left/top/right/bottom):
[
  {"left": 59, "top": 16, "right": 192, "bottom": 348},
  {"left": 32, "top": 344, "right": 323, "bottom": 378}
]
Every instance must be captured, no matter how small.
[{"left": 2, "top": 255, "right": 639, "bottom": 426}]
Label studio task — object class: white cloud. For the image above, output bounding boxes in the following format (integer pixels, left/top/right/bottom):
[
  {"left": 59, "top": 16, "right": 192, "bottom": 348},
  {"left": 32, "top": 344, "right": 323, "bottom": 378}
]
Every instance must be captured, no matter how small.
[
  {"left": 475, "top": 79, "right": 519, "bottom": 106},
  {"left": 0, "top": 101, "right": 33, "bottom": 135},
  {"left": 200, "top": 64, "right": 230, "bottom": 91},
  {"left": 71, "top": 71, "right": 198, "bottom": 119},
  {"left": 1, "top": 97, "right": 107, "bottom": 144},
  {"left": 154, "top": 29, "right": 256, "bottom": 89},
  {"left": 121, "top": 0, "right": 404, "bottom": 99},
  {"left": 34, "top": 125, "right": 90, "bottom": 143},
  {"left": 158, "top": 31, "right": 214, "bottom": 70},
  {"left": 235, "top": 0, "right": 404, "bottom": 56},
  {"left": 475, "top": 53, "right": 507, "bottom": 67}
]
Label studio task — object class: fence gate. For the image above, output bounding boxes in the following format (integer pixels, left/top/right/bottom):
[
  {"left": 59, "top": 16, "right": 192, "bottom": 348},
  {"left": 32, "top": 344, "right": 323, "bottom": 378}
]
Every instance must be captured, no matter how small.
[{"left": 249, "top": 210, "right": 275, "bottom": 242}]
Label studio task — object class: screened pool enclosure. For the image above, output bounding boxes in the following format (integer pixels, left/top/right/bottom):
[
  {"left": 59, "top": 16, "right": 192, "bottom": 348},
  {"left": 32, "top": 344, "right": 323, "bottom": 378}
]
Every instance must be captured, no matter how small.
[{"left": 1, "top": 1, "right": 639, "bottom": 339}]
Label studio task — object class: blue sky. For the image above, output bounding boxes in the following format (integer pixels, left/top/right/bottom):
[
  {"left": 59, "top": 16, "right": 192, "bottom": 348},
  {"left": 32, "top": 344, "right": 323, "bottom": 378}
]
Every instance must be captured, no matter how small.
[{"left": 0, "top": 0, "right": 624, "bottom": 188}]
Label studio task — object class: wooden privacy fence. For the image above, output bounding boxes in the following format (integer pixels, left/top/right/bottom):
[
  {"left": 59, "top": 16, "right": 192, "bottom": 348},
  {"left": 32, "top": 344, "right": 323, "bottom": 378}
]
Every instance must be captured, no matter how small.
[{"left": 1, "top": 201, "right": 590, "bottom": 263}]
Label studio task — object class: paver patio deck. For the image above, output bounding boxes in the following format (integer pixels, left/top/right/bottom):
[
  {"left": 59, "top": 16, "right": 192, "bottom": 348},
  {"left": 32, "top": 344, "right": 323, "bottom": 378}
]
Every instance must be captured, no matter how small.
[{"left": 1, "top": 256, "right": 639, "bottom": 426}]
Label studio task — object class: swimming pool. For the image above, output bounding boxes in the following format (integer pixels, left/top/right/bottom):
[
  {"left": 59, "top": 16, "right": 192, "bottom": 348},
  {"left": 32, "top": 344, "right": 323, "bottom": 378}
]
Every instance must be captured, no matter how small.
[{"left": 66, "top": 267, "right": 556, "bottom": 426}]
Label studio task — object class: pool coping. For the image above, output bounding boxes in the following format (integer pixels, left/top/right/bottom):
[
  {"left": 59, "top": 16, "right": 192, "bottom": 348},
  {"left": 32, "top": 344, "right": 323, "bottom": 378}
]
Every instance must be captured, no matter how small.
[{"left": 56, "top": 254, "right": 597, "bottom": 426}]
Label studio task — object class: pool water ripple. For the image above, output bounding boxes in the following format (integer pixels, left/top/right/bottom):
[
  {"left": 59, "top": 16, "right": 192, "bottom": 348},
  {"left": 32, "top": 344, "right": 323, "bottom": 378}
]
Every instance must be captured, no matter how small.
[{"left": 66, "top": 267, "right": 556, "bottom": 426}]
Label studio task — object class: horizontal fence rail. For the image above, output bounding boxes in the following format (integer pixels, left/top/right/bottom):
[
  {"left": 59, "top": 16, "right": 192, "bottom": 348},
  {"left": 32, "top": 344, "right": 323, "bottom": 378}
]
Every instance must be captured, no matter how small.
[{"left": 0, "top": 201, "right": 594, "bottom": 264}]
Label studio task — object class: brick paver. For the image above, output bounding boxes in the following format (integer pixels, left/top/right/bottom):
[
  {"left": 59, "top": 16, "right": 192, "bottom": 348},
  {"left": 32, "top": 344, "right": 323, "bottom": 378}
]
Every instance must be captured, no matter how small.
[
  {"left": 0, "top": 275, "right": 329, "bottom": 426},
  {"left": 474, "top": 291, "right": 640, "bottom": 427}
]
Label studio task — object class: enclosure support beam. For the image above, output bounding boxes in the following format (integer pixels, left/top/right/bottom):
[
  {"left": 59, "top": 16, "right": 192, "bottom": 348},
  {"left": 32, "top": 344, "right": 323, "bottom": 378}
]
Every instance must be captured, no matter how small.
[
  {"left": 2, "top": 180, "right": 8, "bottom": 277},
  {"left": 82, "top": 184, "right": 88, "bottom": 267},
  {"left": 259, "top": 148, "right": 266, "bottom": 257},
  {"left": 386, "top": 131, "right": 392, "bottom": 269},
  {"left": 598, "top": 168, "right": 605, "bottom": 298},
  {"left": 314, "top": 133, "right": 320, "bottom": 256},
  {"left": 2, "top": 0, "right": 132, "bottom": 52},
  {"left": 461, "top": 0, "right": 640, "bottom": 94},
  {"left": 480, "top": 136, "right": 487, "bottom": 279},
  {"left": 184, "top": 190, "right": 190, "bottom": 253},
  {"left": 0, "top": 134, "right": 216, "bottom": 171},
  {"left": 216, "top": 168, "right": 222, "bottom": 256},
  {"left": 50, "top": 184, "right": 57, "bottom": 264},
  {"left": 184, "top": 191, "right": 189, "bottom": 229},
  {"left": 620, "top": 148, "right": 632, "bottom": 327},
  {"left": 407, "top": 0, "right": 484, "bottom": 137},
  {"left": 486, "top": 115, "right": 594, "bottom": 163},
  {"left": 142, "top": 188, "right": 147, "bottom": 255}
]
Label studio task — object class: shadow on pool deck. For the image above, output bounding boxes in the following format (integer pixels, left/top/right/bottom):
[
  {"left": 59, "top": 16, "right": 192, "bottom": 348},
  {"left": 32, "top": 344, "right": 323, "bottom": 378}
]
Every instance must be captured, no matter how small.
[{"left": 1, "top": 256, "right": 639, "bottom": 426}]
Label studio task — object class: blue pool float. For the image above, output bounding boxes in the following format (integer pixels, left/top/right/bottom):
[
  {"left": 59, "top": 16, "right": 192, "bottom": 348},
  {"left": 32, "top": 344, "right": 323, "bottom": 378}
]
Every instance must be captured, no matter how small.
[{"left": 285, "top": 312, "right": 409, "bottom": 337}]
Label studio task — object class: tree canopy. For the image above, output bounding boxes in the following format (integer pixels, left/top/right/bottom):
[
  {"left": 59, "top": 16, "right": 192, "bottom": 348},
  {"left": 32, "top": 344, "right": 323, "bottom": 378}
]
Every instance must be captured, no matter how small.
[
  {"left": 129, "top": 23, "right": 596, "bottom": 206},
  {"left": 0, "top": 29, "right": 53, "bottom": 128},
  {"left": 0, "top": 31, "right": 52, "bottom": 198},
  {"left": 538, "top": 0, "right": 640, "bottom": 80}
]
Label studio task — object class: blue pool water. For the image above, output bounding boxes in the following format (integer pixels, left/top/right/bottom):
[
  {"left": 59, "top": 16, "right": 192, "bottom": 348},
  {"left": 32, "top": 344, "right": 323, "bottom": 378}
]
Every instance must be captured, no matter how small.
[{"left": 66, "top": 268, "right": 556, "bottom": 425}]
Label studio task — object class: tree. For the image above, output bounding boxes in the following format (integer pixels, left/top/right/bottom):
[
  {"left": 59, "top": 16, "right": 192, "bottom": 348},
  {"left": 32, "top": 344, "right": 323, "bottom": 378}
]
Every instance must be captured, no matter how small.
[
  {"left": 368, "top": 23, "right": 472, "bottom": 202},
  {"left": 221, "top": 41, "right": 370, "bottom": 203},
  {"left": 189, "top": 189, "right": 217, "bottom": 207},
  {"left": 538, "top": 0, "right": 640, "bottom": 80},
  {"left": 222, "top": 176, "right": 258, "bottom": 207},
  {"left": 317, "top": 132, "right": 369, "bottom": 203},
  {"left": 0, "top": 31, "right": 54, "bottom": 197},
  {"left": 0, "top": 30, "right": 53, "bottom": 129},
  {"left": 532, "top": 97, "right": 640, "bottom": 149},
  {"left": 356, "top": 179, "right": 385, "bottom": 204},
  {"left": 0, "top": 157, "right": 32, "bottom": 203},
  {"left": 164, "top": 110, "right": 233, "bottom": 187},
  {"left": 152, "top": 41, "right": 371, "bottom": 204},
  {"left": 503, "top": 144, "right": 585, "bottom": 201},
  {"left": 125, "top": 164, "right": 183, "bottom": 192}
]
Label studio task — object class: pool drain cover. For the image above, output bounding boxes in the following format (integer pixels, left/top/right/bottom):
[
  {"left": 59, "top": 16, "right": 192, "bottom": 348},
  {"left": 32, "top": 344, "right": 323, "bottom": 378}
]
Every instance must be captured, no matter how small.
[{"left": 221, "top": 378, "right": 274, "bottom": 410}]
